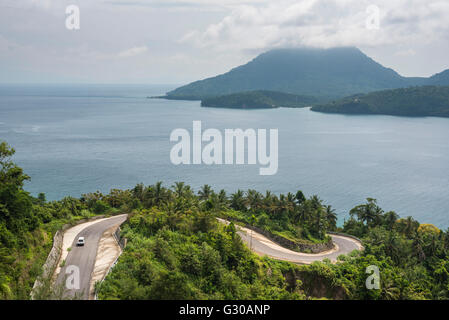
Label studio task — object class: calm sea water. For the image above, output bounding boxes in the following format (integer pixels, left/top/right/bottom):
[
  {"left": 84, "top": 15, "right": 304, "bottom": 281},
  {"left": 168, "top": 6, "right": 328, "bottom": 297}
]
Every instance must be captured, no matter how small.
[{"left": 1, "top": 84, "right": 448, "bottom": 228}]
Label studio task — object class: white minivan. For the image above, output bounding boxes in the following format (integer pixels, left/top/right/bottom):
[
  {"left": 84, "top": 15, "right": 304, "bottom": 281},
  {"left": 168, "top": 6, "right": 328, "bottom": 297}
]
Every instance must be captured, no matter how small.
[{"left": 76, "top": 237, "right": 85, "bottom": 246}]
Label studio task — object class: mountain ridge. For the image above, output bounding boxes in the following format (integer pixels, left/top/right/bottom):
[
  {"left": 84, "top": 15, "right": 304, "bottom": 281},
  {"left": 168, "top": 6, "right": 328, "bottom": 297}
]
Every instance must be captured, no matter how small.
[{"left": 166, "top": 47, "right": 449, "bottom": 101}]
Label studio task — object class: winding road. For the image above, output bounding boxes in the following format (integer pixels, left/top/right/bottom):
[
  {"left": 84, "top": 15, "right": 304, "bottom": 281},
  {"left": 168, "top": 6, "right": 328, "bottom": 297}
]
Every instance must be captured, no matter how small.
[
  {"left": 218, "top": 218, "right": 363, "bottom": 264},
  {"left": 55, "top": 215, "right": 127, "bottom": 299},
  {"left": 52, "top": 215, "right": 360, "bottom": 300}
]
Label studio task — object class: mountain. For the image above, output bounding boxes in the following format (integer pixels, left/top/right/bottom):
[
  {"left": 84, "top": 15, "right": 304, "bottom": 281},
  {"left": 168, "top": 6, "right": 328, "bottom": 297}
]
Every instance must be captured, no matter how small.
[
  {"left": 166, "top": 47, "right": 433, "bottom": 101},
  {"left": 428, "top": 69, "right": 449, "bottom": 86},
  {"left": 311, "top": 86, "right": 449, "bottom": 117},
  {"left": 201, "top": 90, "right": 318, "bottom": 109}
]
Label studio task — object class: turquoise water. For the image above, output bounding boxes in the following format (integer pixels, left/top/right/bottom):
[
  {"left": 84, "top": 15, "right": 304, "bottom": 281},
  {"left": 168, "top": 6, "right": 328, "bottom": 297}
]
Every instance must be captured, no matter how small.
[{"left": 1, "top": 84, "right": 448, "bottom": 228}]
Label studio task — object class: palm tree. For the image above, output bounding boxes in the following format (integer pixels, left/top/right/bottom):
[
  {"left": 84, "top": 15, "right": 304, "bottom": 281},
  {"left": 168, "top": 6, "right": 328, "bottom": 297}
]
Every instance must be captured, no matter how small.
[
  {"left": 264, "top": 190, "right": 273, "bottom": 200},
  {"left": 381, "top": 275, "right": 400, "bottom": 300},
  {"left": 132, "top": 183, "right": 145, "bottom": 202},
  {"left": 198, "top": 184, "right": 213, "bottom": 201},
  {"left": 404, "top": 216, "right": 419, "bottom": 238},
  {"left": 153, "top": 181, "right": 166, "bottom": 206},
  {"left": 412, "top": 235, "right": 426, "bottom": 261},
  {"left": 384, "top": 231, "right": 401, "bottom": 264},
  {"left": 245, "top": 189, "right": 262, "bottom": 213},
  {"left": 383, "top": 211, "right": 399, "bottom": 229},
  {"left": 203, "top": 193, "right": 221, "bottom": 212},
  {"left": 183, "top": 185, "right": 194, "bottom": 199},
  {"left": 217, "top": 189, "right": 228, "bottom": 208},
  {"left": 286, "top": 192, "right": 297, "bottom": 216},
  {"left": 295, "top": 190, "right": 306, "bottom": 205},
  {"left": 314, "top": 207, "right": 329, "bottom": 239},
  {"left": 349, "top": 198, "right": 383, "bottom": 227},
  {"left": 294, "top": 199, "right": 310, "bottom": 225},
  {"left": 277, "top": 194, "right": 294, "bottom": 219},
  {"left": 230, "top": 190, "right": 245, "bottom": 211},
  {"left": 325, "top": 205, "right": 338, "bottom": 230},
  {"left": 263, "top": 191, "right": 273, "bottom": 213},
  {"left": 310, "top": 195, "right": 322, "bottom": 210},
  {"left": 263, "top": 191, "right": 280, "bottom": 216},
  {"left": 172, "top": 182, "right": 186, "bottom": 198},
  {"left": 268, "top": 195, "right": 280, "bottom": 216}
]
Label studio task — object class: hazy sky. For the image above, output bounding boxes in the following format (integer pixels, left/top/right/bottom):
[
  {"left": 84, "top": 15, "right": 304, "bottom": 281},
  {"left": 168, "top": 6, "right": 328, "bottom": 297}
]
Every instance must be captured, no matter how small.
[{"left": 1, "top": 0, "right": 449, "bottom": 84}]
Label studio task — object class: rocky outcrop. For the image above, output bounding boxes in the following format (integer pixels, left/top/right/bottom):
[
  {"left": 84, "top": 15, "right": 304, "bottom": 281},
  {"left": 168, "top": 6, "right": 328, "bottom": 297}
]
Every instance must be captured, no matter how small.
[{"left": 285, "top": 269, "right": 348, "bottom": 300}]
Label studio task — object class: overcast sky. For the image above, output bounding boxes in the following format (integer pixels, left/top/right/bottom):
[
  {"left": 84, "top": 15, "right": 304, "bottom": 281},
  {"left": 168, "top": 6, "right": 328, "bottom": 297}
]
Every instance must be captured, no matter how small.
[{"left": 1, "top": 0, "right": 449, "bottom": 84}]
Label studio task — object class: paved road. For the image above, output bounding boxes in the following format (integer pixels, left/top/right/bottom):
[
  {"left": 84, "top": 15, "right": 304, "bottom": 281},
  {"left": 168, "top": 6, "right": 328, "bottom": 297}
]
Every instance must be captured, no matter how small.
[
  {"left": 55, "top": 215, "right": 128, "bottom": 299},
  {"left": 218, "top": 219, "right": 362, "bottom": 264}
]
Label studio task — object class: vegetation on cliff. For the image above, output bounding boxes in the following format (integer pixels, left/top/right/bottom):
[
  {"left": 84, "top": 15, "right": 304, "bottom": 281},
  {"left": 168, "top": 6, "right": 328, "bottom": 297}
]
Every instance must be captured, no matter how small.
[
  {"left": 0, "top": 142, "right": 121, "bottom": 299},
  {"left": 1, "top": 141, "right": 448, "bottom": 300},
  {"left": 95, "top": 182, "right": 448, "bottom": 300}
]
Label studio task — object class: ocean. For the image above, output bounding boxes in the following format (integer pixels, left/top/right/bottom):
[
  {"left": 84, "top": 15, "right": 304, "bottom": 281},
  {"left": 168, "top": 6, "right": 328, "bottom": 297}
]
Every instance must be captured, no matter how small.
[{"left": 1, "top": 84, "right": 448, "bottom": 228}]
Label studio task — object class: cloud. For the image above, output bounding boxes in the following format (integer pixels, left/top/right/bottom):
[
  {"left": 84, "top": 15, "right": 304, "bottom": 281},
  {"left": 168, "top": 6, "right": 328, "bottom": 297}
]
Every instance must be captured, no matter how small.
[
  {"left": 394, "top": 49, "right": 416, "bottom": 56},
  {"left": 1, "top": 0, "right": 448, "bottom": 82},
  {"left": 117, "top": 46, "right": 148, "bottom": 57},
  {"left": 101, "top": 0, "right": 269, "bottom": 12},
  {"left": 181, "top": 0, "right": 449, "bottom": 53}
]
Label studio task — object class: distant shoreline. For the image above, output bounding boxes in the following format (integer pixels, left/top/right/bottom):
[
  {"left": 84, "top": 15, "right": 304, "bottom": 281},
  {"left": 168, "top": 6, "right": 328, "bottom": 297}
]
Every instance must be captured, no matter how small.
[{"left": 151, "top": 85, "right": 449, "bottom": 118}]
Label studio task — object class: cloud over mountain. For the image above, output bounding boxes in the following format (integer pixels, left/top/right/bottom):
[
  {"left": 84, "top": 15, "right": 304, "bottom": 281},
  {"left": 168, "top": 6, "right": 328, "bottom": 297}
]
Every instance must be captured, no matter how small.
[{"left": 182, "top": 0, "right": 449, "bottom": 52}]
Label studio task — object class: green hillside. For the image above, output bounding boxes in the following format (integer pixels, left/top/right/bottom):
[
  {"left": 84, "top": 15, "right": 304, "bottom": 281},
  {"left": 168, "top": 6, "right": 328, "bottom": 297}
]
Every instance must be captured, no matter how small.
[
  {"left": 201, "top": 90, "right": 318, "bottom": 109},
  {"left": 2, "top": 140, "right": 449, "bottom": 300},
  {"left": 428, "top": 70, "right": 449, "bottom": 86},
  {"left": 311, "top": 86, "right": 449, "bottom": 117}
]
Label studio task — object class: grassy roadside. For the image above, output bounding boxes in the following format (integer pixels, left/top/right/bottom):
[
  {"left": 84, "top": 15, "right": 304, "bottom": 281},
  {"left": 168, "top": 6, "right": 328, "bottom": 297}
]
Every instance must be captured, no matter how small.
[{"left": 2, "top": 212, "right": 114, "bottom": 300}]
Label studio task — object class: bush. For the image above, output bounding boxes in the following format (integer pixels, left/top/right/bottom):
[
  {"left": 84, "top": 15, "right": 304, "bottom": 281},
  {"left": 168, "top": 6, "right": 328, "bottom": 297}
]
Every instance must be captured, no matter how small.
[{"left": 93, "top": 200, "right": 110, "bottom": 214}]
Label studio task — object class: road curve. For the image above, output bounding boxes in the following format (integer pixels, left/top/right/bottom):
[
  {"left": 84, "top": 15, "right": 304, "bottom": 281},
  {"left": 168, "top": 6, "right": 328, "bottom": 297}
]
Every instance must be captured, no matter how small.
[
  {"left": 55, "top": 214, "right": 127, "bottom": 299},
  {"left": 218, "top": 219, "right": 362, "bottom": 264}
]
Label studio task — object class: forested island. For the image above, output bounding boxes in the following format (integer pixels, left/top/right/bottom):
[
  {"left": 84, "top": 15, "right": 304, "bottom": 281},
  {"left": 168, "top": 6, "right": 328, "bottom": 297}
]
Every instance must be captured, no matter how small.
[
  {"left": 165, "top": 47, "right": 449, "bottom": 101},
  {"left": 1, "top": 140, "right": 449, "bottom": 300},
  {"left": 201, "top": 91, "right": 317, "bottom": 109},
  {"left": 156, "top": 47, "right": 449, "bottom": 118},
  {"left": 311, "top": 86, "right": 449, "bottom": 117}
]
